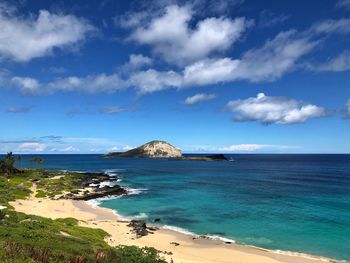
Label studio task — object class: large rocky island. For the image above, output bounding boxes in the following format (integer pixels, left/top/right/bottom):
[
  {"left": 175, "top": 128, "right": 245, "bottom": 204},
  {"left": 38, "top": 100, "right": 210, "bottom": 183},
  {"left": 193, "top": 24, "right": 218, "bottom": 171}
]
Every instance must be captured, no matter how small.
[
  {"left": 104, "top": 140, "right": 182, "bottom": 158},
  {"left": 104, "top": 140, "right": 228, "bottom": 161}
]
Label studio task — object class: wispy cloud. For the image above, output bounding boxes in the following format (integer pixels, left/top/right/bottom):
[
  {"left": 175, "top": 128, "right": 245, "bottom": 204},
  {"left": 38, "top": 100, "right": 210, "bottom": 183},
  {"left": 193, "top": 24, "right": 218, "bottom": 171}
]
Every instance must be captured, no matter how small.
[
  {"left": 0, "top": 136, "right": 132, "bottom": 154},
  {"left": 180, "top": 143, "right": 299, "bottom": 153},
  {"left": 219, "top": 144, "right": 298, "bottom": 152},
  {"left": 226, "top": 93, "right": 327, "bottom": 124},
  {"left": 258, "top": 10, "right": 290, "bottom": 28},
  {"left": 62, "top": 146, "right": 80, "bottom": 152},
  {"left": 99, "top": 106, "right": 128, "bottom": 114},
  {"left": 5, "top": 106, "right": 32, "bottom": 113},
  {"left": 311, "top": 18, "right": 350, "bottom": 34},
  {"left": 345, "top": 99, "right": 350, "bottom": 118},
  {"left": 308, "top": 51, "right": 350, "bottom": 72},
  {"left": 184, "top": 93, "right": 216, "bottom": 105},
  {"left": 336, "top": 0, "right": 350, "bottom": 10},
  {"left": 18, "top": 142, "right": 46, "bottom": 152},
  {"left": 11, "top": 74, "right": 125, "bottom": 95}
]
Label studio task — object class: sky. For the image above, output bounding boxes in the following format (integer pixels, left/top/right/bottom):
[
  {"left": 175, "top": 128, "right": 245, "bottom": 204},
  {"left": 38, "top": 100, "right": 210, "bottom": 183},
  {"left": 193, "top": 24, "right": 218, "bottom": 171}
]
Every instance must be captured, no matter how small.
[{"left": 0, "top": 0, "right": 350, "bottom": 154}]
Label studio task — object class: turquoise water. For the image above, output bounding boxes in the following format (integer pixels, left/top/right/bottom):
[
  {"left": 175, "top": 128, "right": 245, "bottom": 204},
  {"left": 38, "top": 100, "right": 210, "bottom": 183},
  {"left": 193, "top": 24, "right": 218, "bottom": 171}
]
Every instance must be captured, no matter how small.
[{"left": 15, "top": 154, "right": 350, "bottom": 261}]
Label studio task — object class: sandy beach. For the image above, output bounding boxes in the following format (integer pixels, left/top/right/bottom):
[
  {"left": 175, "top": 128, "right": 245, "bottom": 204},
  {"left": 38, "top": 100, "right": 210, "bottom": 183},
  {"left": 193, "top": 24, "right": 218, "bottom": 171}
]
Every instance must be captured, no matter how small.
[{"left": 8, "top": 184, "right": 334, "bottom": 263}]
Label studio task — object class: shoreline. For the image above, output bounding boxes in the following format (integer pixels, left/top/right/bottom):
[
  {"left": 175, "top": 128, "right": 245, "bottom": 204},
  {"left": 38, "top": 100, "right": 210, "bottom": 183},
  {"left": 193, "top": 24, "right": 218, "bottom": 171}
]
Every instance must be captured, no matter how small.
[
  {"left": 87, "top": 199, "right": 335, "bottom": 263},
  {"left": 9, "top": 184, "right": 336, "bottom": 263}
]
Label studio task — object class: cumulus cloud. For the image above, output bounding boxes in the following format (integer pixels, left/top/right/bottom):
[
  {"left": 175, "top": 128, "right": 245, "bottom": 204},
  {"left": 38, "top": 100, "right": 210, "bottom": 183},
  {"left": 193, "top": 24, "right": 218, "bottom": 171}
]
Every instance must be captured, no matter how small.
[
  {"left": 18, "top": 142, "right": 46, "bottom": 152},
  {"left": 11, "top": 74, "right": 125, "bottom": 95},
  {"left": 226, "top": 93, "right": 327, "bottom": 124},
  {"left": 183, "top": 58, "right": 239, "bottom": 85},
  {"left": 5, "top": 106, "right": 32, "bottom": 113},
  {"left": 0, "top": 5, "right": 95, "bottom": 62},
  {"left": 128, "top": 69, "right": 182, "bottom": 94},
  {"left": 310, "top": 51, "right": 350, "bottom": 72},
  {"left": 129, "top": 5, "right": 249, "bottom": 66},
  {"left": 181, "top": 30, "right": 317, "bottom": 86},
  {"left": 121, "top": 54, "right": 153, "bottom": 72},
  {"left": 184, "top": 93, "right": 216, "bottom": 105},
  {"left": 6, "top": 27, "right": 317, "bottom": 95}
]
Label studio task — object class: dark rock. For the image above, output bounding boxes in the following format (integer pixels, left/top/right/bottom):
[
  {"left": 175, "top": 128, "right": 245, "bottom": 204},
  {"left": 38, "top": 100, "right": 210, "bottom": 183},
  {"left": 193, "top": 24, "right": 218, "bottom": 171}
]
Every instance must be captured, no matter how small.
[
  {"left": 147, "top": 227, "right": 159, "bottom": 231},
  {"left": 71, "top": 186, "right": 127, "bottom": 201},
  {"left": 128, "top": 220, "right": 149, "bottom": 237},
  {"left": 154, "top": 218, "right": 161, "bottom": 222},
  {"left": 170, "top": 242, "right": 180, "bottom": 246}
]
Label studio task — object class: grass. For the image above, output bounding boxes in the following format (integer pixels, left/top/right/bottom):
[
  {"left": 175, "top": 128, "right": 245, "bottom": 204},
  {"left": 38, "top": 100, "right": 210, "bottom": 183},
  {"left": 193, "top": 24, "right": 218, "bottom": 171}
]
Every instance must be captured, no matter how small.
[{"left": 0, "top": 169, "right": 167, "bottom": 263}]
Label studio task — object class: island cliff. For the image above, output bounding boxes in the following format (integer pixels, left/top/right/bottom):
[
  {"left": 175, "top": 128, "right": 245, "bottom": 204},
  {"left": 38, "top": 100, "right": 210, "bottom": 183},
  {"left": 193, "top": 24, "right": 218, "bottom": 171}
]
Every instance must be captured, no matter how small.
[{"left": 104, "top": 140, "right": 182, "bottom": 158}]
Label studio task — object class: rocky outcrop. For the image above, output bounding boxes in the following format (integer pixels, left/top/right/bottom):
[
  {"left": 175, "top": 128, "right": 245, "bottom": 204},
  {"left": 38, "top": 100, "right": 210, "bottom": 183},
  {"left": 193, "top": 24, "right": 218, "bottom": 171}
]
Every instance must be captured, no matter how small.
[
  {"left": 128, "top": 220, "right": 150, "bottom": 237},
  {"left": 59, "top": 172, "right": 127, "bottom": 200},
  {"left": 104, "top": 140, "right": 182, "bottom": 158},
  {"left": 69, "top": 185, "right": 127, "bottom": 201}
]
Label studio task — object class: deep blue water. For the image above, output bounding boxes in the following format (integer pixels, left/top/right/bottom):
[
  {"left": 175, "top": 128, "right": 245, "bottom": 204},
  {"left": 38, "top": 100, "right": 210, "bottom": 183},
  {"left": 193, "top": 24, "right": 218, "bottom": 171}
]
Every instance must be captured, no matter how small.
[{"left": 10, "top": 154, "right": 350, "bottom": 261}]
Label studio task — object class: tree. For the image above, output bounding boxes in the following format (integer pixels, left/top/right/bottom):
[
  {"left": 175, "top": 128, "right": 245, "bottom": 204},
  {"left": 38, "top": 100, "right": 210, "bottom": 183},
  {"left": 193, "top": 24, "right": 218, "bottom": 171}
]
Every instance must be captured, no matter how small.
[{"left": 0, "top": 152, "right": 18, "bottom": 176}]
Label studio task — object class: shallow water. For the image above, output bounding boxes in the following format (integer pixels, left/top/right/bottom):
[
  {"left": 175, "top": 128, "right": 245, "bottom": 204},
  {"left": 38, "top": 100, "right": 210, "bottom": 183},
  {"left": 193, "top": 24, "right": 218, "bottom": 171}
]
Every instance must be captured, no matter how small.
[{"left": 14, "top": 154, "right": 350, "bottom": 261}]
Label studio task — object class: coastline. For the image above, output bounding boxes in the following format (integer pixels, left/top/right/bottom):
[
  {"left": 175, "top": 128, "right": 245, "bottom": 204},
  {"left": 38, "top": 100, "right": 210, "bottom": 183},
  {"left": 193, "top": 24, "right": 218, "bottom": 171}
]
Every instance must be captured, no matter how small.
[{"left": 9, "top": 184, "right": 336, "bottom": 263}]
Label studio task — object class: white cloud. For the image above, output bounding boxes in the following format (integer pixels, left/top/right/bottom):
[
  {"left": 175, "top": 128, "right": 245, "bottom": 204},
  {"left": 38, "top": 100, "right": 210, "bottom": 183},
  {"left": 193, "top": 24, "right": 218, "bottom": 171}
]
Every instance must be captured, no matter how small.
[
  {"left": 128, "top": 54, "right": 152, "bottom": 68},
  {"left": 311, "top": 51, "right": 350, "bottom": 72},
  {"left": 110, "top": 145, "right": 134, "bottom": 151},
  {"left": 130, "top": 5, "right": 249, "bottom": 66},
  {"left": 128, "top": 69, "right": 182, "bottom": 94},
  {"left": 6, "top": 28, "right": 317, "bottom": 95},
  {"left": 5, "top": 106, "right": 32, "bottom": 113},
  {"left": 99, "top": 106, "right": 127, "bottom": 114},
  {"left": 183, "top": 58, "right": 239, "bottom": 85},
  {"left": 346, "top": 99, "right": 350, "bottom": 118},
  {"left": 234, "top": 30, "right": 317, "bottom": 82},
  {"left": 182, "top": 30, "right": 316, "bottom": 85},
  {"left": 219, "top": 144, "right": 295, "bottom": 152},
  {"left": 125, "top": 29, "right": 316, "bottom": 94},
  {"left": 121, "top": 54, "right": 153, "bottom": 72},
  {"left": 11, "top": 77, "right": 41, "bottom": 94},
  {"left": 11, "top": 74, "right": 125, "bottom": 95},
  {"left": 18, "top": 142, "right": 46, "bottom": 152},
  {"left": 226, "top": 93, "right": 326, "bottom": 124},
  {"left": 312, "top": 18, "right": 350, "bottom": 34},
  {"left": 184, "top": 93, "right": 216, "bottom": 105},
  {"left": 62, "top": 146, "right": 80, "bottom": 152},
  {"left": 337, "top": 0, "right": 350, "bottom": 9},
  {"left": 0, "top": 6, "right": 95, "bottom": 62}
]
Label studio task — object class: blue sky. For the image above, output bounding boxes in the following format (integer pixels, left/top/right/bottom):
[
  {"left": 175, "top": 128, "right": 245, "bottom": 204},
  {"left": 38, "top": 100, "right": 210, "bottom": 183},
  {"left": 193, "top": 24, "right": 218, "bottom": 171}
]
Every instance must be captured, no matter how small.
[{"left": 0, "top": 0, "right": 350, "bottom": 154}]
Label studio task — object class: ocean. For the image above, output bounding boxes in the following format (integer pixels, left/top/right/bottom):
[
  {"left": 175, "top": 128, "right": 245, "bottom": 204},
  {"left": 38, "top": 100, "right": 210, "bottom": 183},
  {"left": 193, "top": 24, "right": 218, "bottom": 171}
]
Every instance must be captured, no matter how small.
[{"left": 12, "top": 154, "right": 350, "bottom": 261}]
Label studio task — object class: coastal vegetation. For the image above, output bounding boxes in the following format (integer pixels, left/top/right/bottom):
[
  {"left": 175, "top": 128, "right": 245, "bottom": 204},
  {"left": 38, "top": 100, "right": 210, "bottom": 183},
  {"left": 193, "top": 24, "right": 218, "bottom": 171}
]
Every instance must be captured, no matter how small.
[{"left": 0, "top": 153, "right": 167, "bottom": 263}]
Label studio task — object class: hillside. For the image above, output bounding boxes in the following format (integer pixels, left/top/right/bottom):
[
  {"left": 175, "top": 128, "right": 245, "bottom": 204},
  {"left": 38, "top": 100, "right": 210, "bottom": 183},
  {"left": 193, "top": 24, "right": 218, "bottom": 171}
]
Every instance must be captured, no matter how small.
[{"left": 104, "top": 140, "right": 182, "bottom": 158}]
